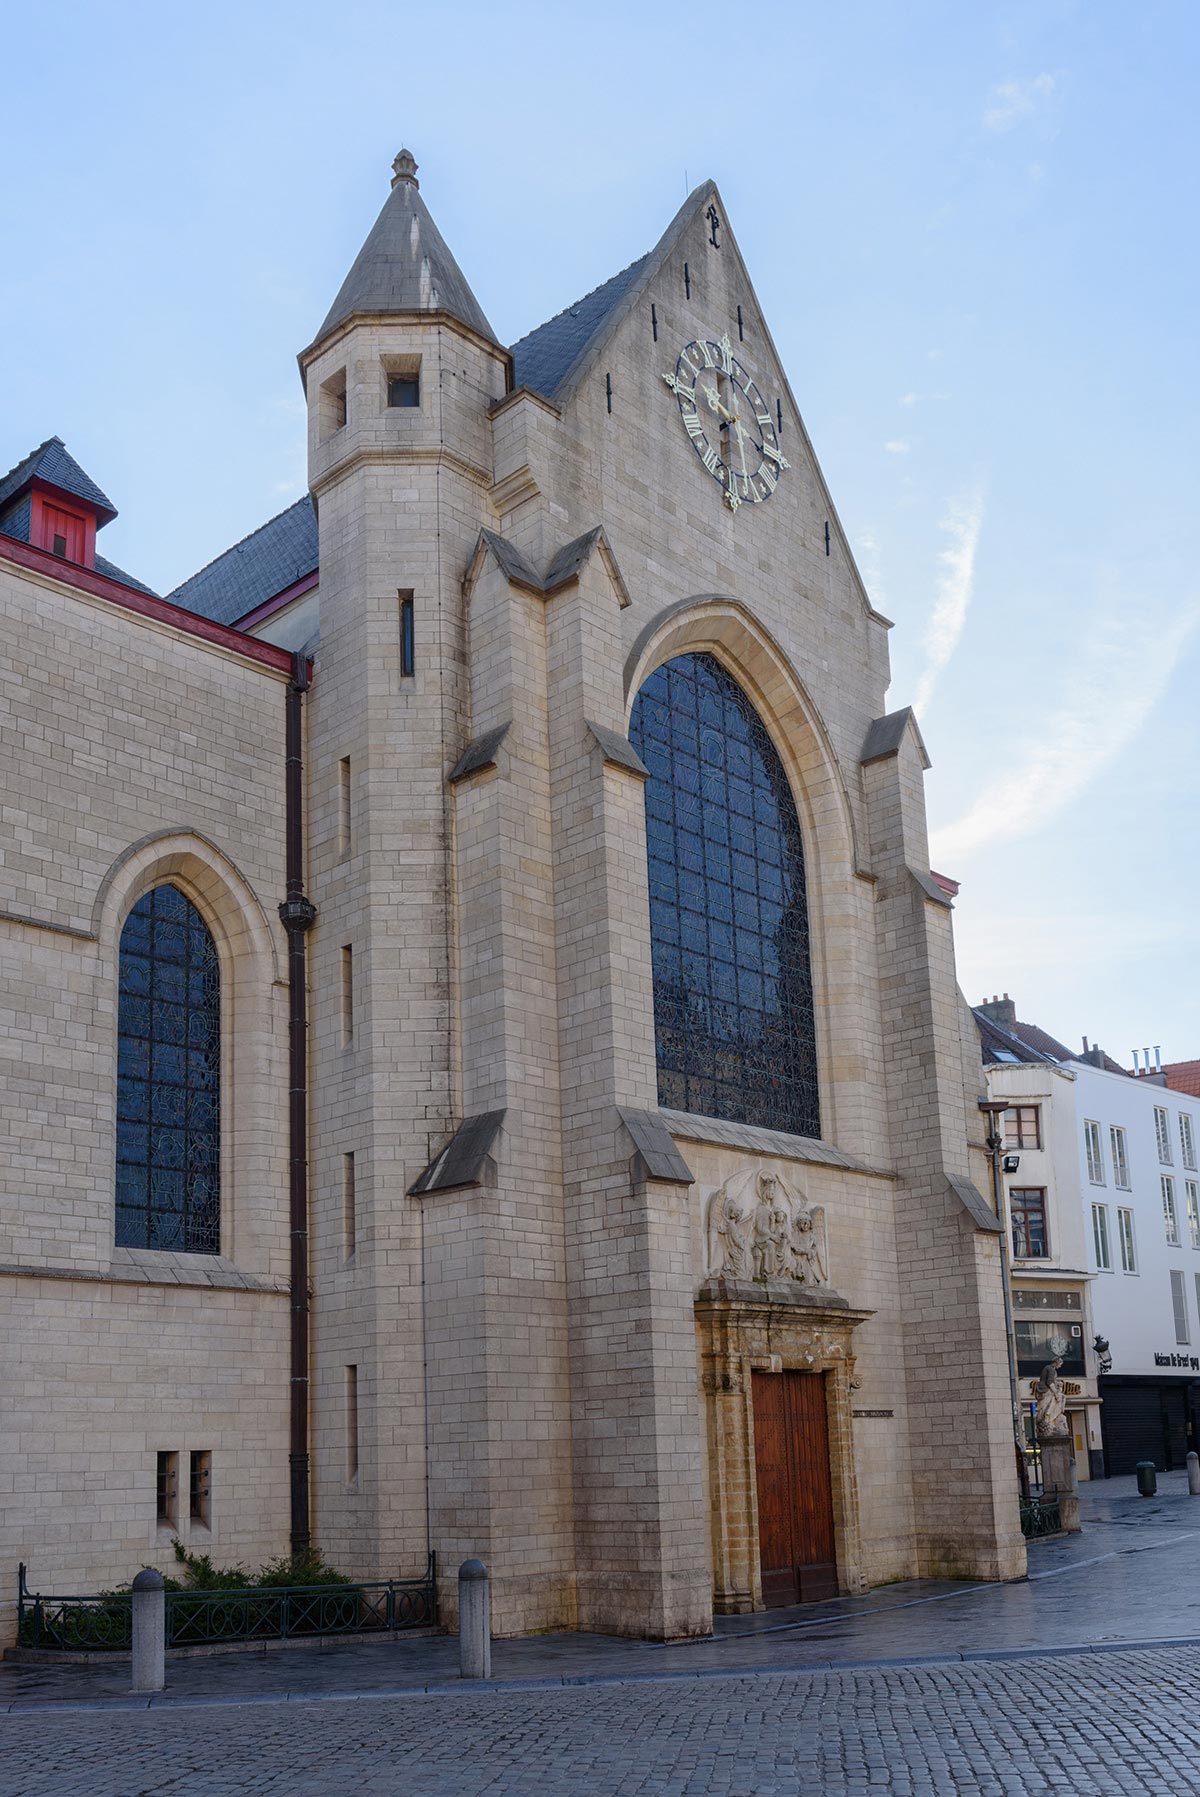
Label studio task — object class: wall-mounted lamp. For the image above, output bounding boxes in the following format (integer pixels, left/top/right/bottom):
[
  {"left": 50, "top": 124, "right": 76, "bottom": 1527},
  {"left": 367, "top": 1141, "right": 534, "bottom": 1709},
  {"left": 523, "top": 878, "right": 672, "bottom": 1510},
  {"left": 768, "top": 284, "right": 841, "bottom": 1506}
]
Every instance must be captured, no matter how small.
[
  {"left": 1094, "top": 1335, "right": 1112, "bottom": 1374},
  {"left": 1002, "top": 1153, "right": 1021, "bottom": 1175}
]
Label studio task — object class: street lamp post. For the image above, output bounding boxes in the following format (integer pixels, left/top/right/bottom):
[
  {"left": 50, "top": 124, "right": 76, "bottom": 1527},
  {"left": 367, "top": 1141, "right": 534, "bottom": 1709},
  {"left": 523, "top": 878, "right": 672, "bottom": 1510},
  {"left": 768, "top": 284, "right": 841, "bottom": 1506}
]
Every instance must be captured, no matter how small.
[{"left": 979, "top": 1098, "right": 1031, "bottom": 1502}]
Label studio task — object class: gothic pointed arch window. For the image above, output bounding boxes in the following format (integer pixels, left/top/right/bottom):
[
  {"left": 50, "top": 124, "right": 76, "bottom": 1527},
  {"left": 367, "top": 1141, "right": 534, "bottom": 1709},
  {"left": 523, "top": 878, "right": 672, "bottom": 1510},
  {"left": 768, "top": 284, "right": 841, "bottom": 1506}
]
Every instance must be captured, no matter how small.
[
  {"left": 629, "top": 651, "right": 819, "bottom": 1137},
  {"left": 115, "top": 884, "right": 221, "bottom": 1253}
]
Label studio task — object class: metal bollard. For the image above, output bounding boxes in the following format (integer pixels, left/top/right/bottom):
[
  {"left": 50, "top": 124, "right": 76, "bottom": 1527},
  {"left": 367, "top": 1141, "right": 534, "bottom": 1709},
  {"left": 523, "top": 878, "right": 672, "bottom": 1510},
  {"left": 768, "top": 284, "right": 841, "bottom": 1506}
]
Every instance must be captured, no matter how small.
[
  {"left": 131, "top": 1567, "right": 165, "bottom": 1693},
  {"left": 1135, "top": 1460, "right": 1157, "bottom": 1498},
  {"left": 1188, "top": 1451, "right": 1200, "bottom": 1496},
  {"left": 458, "top": 1558, "right": 491, "bottom": 1680}
]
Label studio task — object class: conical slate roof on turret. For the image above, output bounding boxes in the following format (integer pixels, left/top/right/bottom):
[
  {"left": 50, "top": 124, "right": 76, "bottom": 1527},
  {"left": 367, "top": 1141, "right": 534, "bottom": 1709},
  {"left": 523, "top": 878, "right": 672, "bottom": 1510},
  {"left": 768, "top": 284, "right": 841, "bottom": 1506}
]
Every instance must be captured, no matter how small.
[{"left": 313, "top": 150, "right": 500, "bottom": 349}]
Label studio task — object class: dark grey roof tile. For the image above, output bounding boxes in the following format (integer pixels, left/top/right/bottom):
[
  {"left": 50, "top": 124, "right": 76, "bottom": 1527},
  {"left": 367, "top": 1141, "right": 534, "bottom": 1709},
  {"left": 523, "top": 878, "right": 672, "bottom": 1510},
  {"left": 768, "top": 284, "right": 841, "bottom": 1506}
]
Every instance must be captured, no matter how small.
[
  {"left": 0, "top": 437, "right": 116, "bottom": 522},
  {"left": 409, "top": 1111, "right": 505, "bottom": 1194},
  {"left": 167, "top": 496, "right": 317, "bottom": 627},
  {"left": 510, "top": 255, "right": 651, "bottom": 401},
  {"left": 448, "top": 722, "right": 510, "bottom": 783}
]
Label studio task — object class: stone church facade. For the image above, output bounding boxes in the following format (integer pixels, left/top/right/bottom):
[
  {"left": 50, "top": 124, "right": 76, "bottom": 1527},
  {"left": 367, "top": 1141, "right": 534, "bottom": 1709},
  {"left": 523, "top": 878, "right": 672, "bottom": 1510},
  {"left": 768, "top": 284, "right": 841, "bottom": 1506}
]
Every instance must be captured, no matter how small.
[{"left": 0, "top": 153, "right": 1025, "bottom": 1645}]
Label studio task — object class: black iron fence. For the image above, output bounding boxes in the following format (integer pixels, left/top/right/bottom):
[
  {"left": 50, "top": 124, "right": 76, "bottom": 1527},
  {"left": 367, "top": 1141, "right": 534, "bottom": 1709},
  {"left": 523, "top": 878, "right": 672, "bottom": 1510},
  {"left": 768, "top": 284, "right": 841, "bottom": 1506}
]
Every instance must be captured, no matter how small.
[
  {"left": 1019, "top": 1495, "right": 1062, "bottom": 1538},
  {"left": 17, "top": 1555, "right": 437, "bottom": 1651}
]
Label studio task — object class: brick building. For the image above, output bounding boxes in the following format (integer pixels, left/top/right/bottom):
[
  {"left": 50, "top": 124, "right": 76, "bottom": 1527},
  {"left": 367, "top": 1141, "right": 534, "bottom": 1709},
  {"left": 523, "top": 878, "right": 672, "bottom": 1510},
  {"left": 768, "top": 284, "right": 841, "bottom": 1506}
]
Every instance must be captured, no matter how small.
[{"left": 0, "top": 153, "right": 1025, "bottom": 1644}]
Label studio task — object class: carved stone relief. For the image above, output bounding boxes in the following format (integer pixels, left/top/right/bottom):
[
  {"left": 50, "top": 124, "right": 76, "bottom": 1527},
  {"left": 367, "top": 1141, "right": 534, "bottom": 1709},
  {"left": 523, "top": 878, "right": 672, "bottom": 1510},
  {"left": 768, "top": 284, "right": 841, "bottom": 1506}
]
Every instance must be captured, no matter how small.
[{"left": 705, "top": 1167, "right": 829, "bottom": 1287}]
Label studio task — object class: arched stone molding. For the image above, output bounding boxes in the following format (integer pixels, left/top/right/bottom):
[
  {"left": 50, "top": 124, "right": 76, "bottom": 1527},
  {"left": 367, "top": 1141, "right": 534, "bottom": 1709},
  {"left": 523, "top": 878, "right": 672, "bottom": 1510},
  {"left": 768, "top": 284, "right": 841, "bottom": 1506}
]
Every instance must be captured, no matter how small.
[
  {"left": 93, "top": 831, "right": 287, "bottom": 1277},
  {"left": 624, "top": 598, "right": 870, "bottom": 1152}
]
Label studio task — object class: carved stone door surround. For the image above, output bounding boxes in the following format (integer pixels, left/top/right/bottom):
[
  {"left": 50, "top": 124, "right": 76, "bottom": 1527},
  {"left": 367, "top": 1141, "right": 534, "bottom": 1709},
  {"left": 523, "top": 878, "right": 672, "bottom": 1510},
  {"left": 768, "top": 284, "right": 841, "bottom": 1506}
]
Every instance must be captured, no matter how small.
[{"left": 696, "top": 1277, "right": 872, "bottom": 1614}]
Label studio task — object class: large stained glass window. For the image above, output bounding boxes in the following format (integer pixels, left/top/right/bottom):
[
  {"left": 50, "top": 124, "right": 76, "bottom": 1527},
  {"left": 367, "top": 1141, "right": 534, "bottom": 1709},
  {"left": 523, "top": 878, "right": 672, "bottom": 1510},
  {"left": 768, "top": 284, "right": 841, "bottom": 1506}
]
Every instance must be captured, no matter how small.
[
  {"left": 116, "top": 885, "right": 221, "bottom": 1253},
  {"left": 629, "top": 652, "right": 819, "bottom": 1137}
]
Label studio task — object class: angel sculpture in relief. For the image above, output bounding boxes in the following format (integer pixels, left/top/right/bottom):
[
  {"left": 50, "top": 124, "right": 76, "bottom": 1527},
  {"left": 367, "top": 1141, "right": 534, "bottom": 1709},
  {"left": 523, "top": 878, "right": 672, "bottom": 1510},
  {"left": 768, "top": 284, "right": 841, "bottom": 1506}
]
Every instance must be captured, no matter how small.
[{"left": 705, "top": 1168, "right": 828, "bottom": 1287}]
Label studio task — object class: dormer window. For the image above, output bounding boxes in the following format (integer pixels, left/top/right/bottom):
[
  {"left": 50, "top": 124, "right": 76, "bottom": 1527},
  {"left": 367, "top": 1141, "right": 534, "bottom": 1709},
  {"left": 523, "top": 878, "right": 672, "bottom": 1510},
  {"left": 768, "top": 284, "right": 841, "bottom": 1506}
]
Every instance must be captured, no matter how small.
[{"left": 387, "top": 374, "right": 420, "bottom": 408}]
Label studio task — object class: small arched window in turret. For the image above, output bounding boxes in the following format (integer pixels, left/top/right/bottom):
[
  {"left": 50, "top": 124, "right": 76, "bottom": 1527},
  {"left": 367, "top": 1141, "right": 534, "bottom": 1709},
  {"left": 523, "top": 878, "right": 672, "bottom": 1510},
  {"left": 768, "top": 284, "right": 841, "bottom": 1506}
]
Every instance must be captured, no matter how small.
[
  {"left": 629, "top": 651, "right": 819, "bottom": 1138},
  {"left": 115, "top": 885, "right": 221, "bottom": 1254}
]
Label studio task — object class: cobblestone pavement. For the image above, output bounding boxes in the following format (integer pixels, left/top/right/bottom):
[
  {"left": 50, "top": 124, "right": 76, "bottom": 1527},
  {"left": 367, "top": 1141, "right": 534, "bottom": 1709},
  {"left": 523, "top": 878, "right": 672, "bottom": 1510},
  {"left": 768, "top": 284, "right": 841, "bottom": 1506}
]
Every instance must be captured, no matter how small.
[{"left": 4, "top": 1646, "right": 1200, "bottom": 1795}]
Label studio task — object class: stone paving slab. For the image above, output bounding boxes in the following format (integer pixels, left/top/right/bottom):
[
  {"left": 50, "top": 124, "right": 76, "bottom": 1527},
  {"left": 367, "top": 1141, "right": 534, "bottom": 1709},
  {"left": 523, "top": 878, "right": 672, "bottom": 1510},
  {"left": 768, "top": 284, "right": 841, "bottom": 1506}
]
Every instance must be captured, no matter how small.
[
  {"left": 4, "top": 1472, "right": 1198, "bottom": 1715},
  {"left": 4, "top": 1645, "right": 1200, "bottom": 1795}
]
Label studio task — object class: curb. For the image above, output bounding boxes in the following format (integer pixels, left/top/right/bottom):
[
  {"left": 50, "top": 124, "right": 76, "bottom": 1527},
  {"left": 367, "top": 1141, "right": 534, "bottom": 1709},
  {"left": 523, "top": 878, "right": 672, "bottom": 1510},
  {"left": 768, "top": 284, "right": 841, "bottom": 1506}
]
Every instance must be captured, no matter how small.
[{"left": 6, "top": 1633, "right": 1200, "bottom": 1716}]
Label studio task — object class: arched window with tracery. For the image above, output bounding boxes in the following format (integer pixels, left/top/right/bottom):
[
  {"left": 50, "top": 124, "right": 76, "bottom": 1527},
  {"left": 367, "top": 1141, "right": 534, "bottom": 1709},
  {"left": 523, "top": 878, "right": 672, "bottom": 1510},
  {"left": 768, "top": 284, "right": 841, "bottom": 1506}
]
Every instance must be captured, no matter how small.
[
  {"left": 629, "top": 650, "right": 820, "bottom": 1137},
  {"left": 115, "top": 884, "right": 221, "bottom": 1253}
]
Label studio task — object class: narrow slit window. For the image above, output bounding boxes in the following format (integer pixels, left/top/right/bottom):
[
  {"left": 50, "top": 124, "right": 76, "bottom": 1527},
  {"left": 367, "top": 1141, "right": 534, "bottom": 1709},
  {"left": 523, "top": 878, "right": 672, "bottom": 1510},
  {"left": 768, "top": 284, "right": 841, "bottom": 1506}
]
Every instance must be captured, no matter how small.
[
  {"left": 387, "top": 374, "right": 420, "bottom": 408},
  {"left": 346, "top": 1365, "right": 359, "bottom": 1484},
  {"left": 338, "top": 757, "right": 351, "bottom": 859},
  {"left": 341, "top": 945, "right": 354, "bottom": 1047},
  {"left": 1163, "top": 1175, "right": 1180, "bottom": 1244},
  {"left": 399, "top": 593, "right": 415, "bottom": 678},
  {"left": 189, "top": 1450, "right": 211, "bottom": 1527},
  {"left": 156, "top": 1450, "right": 179, "bottom": 1527},
  {"left": 343, "top": 1151, "right": 357, "bottom": 1264},
  {"left": 319, "top": 368, "right": 347, "bottom": 440}
]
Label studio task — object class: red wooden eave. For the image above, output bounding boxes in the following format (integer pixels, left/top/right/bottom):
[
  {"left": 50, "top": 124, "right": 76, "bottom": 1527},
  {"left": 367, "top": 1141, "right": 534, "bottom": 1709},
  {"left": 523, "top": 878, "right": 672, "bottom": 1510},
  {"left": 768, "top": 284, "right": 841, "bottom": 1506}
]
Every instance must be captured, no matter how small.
[
  {"left": 0, "top": 531, "right": 298, "bottom": 676},
  {"left": 235, "top": 567, "right": 319, "bottom": 633}
]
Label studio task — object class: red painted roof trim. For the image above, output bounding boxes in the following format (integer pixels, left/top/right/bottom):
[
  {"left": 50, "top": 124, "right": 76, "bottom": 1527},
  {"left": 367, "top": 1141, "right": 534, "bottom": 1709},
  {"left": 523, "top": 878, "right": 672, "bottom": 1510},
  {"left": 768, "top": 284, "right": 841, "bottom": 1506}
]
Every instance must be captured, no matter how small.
[
  {"left": 0, "top": 531, "right": 297, "bottom": 675},
  {"left": 235, "top": 568, "right": 319, "bottom": 632},
  {"left": 29, "top": 473, "right": 116, "bottom": 528},
  {"left": 930, "top": 869, "right": 960, "bottom": 898}
]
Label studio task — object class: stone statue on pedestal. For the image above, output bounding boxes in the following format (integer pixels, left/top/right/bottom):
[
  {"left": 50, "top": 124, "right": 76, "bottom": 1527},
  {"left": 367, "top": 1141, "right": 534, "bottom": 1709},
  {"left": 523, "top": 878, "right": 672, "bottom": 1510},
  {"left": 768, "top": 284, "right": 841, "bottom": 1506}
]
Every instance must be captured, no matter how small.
[{"left": 1033, "top": 1357, "right": 1069, "bottom": 1442}]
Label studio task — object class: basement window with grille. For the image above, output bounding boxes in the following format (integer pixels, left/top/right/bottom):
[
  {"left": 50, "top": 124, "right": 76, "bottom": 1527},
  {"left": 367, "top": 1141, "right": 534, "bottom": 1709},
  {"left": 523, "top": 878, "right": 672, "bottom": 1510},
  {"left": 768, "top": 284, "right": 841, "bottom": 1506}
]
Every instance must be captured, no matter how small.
[
  {"left": 156, "top": 1451, "right": 179, "bottom": 1528},
  {"left": 189, "top": 1451, "right": 212, "bottom": 1529}
]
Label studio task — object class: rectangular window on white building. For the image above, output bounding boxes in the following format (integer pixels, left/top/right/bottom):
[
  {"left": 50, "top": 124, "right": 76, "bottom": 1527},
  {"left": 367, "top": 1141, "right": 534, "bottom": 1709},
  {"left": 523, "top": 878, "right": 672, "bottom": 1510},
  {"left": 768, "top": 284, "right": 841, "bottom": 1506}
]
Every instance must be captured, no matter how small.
[
  {"left": 1182, "top": 1113, "right": 1197, "bottom": 1172},
  {"left": 1004, "top": 1105, "right": 1042, "bottom": 1150},
  {"left": 1091, "top": 1202, "right": 1112, "bottom": 1270},
  {"left": 1111, "top": 1125, "right": 1131, "bottom": 1189},
  {"left": 1163, "top": 1175, "right": 1180, "bottom": 1245},
  {"left": 1084, "top": 1120, "right": 1105, "bottom": 1184},
  {"left": 1118, "top": 1207, "right": 1137, "bottom": 1273},
  {"left": 1156, "top": 1106, "right": 1173, "bottom": 1164},
  {"left": 1010, "top": 1188, "right": 1049, "bottom": 1260},
  {"left": 1171, "top": 1268, "right": 1190, "bottom": 1344},
  {"left": 1187, "top": 1180, "right": 1200, "bottom": 1250}
]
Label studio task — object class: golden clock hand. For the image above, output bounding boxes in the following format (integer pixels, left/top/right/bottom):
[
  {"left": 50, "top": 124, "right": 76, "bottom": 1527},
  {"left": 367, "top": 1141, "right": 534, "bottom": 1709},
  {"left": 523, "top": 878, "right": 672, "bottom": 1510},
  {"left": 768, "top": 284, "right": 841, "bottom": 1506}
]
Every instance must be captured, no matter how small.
[{"left": 702, "top": 383, "right": 736, "bottom": 423}]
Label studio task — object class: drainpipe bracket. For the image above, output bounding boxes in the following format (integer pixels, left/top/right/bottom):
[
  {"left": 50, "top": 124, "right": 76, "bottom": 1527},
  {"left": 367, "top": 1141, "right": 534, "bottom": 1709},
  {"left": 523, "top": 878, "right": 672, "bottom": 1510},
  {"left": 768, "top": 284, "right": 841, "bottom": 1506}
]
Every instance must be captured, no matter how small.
[{"left": 279, "top": 897, "right": 318, "bottom": 931}]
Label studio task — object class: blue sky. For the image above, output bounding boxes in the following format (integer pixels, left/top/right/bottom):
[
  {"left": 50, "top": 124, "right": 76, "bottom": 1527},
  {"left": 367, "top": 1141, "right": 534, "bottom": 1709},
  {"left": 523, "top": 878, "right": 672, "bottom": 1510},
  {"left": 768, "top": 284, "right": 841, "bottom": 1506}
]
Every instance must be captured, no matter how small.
[{"left": 3, "top": 0, "right": 1196, "bottom": 1063}]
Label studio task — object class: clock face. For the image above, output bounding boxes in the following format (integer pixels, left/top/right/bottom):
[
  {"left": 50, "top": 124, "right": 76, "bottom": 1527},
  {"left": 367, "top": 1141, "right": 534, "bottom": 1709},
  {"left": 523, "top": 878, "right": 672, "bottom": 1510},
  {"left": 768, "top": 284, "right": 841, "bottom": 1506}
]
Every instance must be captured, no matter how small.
[{"left": 662, "top": 335, "right": 789, "bottom": 511}]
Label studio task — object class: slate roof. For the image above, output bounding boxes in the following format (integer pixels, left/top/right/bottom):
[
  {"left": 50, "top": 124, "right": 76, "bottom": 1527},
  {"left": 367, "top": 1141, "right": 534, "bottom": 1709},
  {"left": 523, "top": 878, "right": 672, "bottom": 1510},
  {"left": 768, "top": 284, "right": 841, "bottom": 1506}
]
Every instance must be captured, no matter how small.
[
  {"left": 974, "top": 1010, "right": 1058, "bottom": 1067},
  {"left": 510, "top": 255, "right": 651, "bottom": 401},
  {"left": 0, "top": 436, "right": 117, "bottom": 523},
  {"left": 312, "top": 154, "right": 499, "bottom": 350},
  {"left": 167, "top": 497, "right": 318, "bottom": 627},
  {"left": 974, "top": 1008, "right": 1128, "bottom": 1076},
  {"left": 94, "top": 553, "right": 157, "bottom": 596}
]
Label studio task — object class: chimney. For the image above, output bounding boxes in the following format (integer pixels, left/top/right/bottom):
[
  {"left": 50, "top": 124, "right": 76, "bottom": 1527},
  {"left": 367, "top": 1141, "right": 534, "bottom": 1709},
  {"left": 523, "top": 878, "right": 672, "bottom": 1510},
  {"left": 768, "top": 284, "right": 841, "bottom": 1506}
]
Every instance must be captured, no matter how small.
[
  {"left": 1132, "top": 1050, "right": 1141, "bottom": 1075},
  {"left": 1155, "top": 1046, "right": 1162, "bottom": 1073},
  {"left": 977, "top": 993, "right": 1017, "bottom": 1031}
]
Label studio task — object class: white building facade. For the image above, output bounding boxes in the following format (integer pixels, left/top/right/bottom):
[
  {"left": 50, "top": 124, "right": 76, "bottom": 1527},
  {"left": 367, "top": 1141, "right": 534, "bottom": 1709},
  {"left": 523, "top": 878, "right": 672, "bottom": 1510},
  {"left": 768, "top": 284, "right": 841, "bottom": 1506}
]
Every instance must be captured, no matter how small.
[
  {"left": 979, "top": 996, "right": 1200, "bottom": 1477},
  {"left": 1074, "top": 1061, "right": 1200, "bottom": 1473}
]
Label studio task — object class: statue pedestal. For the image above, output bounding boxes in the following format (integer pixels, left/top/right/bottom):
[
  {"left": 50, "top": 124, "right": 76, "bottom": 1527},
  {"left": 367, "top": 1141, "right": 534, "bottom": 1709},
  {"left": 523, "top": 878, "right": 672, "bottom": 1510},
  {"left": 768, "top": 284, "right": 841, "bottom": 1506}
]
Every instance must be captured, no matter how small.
[{"left": 1039, "top": 1437, "right": 1081, "bottom": 1533}]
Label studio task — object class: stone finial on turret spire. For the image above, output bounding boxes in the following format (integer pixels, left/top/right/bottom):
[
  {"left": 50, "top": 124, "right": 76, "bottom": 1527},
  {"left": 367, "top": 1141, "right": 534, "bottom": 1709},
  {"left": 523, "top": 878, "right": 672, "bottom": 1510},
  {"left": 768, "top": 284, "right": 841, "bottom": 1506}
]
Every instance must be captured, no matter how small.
[
  {"left": 306, "top": 146, "right": 499, "bottom": 352},
  {"left": 391, "top": 148, "right": 419, "bottom": 190}
]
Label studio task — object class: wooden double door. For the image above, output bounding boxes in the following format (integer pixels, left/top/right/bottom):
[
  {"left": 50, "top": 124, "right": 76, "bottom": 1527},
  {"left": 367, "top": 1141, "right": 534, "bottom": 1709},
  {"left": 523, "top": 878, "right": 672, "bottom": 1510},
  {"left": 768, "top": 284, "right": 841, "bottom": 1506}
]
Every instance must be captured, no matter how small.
[{"left": 751, "top": 1369, "right": 838, "bottom": 1606}]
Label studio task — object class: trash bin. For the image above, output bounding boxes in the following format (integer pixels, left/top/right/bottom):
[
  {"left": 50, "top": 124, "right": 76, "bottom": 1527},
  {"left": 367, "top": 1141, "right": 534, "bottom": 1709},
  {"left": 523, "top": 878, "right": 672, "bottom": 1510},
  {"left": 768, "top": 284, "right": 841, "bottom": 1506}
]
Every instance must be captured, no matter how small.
[{"left": 1136, "top": 1460, "right": 1157, "bottom": 1497}]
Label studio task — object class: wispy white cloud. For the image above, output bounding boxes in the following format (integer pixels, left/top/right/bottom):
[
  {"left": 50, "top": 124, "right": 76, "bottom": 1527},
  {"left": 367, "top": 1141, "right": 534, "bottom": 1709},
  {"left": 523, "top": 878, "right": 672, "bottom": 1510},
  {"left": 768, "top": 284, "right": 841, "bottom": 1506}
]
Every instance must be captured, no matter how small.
[
  {"left": 930, "top": 601, "right": 1200, "bottom": 865},
  {"left": 884, "top": 438, "right": 912, "bottom": 455},
  {"left": 899, "top": 392, "right": 918, "bottom": 408},
  {"left": 984, "top": 72, "right": 1055, "bottom": 132},
  {"left": 913, "top": 487, "right": 985, "bottom": 715}
]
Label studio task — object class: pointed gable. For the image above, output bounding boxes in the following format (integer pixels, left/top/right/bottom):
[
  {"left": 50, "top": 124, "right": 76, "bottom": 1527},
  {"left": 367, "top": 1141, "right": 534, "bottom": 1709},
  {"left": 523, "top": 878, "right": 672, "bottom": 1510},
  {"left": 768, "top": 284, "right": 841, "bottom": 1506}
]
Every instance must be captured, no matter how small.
[{"left": 311, "top": 150, "right": 499, "bottom": 351}]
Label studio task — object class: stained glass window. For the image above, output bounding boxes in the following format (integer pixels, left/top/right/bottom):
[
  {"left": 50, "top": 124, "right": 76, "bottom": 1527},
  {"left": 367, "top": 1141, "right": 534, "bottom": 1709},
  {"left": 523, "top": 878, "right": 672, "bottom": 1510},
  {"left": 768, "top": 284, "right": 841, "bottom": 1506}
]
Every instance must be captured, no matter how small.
[
  {"left": 629, "top": 651, "right": 820, "bottom": 1137},
  {"left": 116, "top": 885, "right": 220, "bottom": 1254}
]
